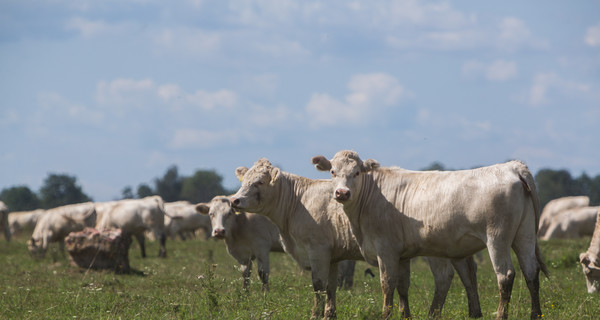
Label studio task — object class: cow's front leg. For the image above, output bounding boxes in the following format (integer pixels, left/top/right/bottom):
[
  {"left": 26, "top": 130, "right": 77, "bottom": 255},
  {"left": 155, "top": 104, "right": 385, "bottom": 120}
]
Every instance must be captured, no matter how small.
[
  {"left": 309, "top": 252, "right": 332, "bottom": 319},
  {"left": 378, "top": 256, "right": 408, "bottom": 319},
  {"left": 325, "top": 262, "right": 339, "bottom": 319},
  {"left": 240, "top": 259, "right": 252, "bottom": 290}
]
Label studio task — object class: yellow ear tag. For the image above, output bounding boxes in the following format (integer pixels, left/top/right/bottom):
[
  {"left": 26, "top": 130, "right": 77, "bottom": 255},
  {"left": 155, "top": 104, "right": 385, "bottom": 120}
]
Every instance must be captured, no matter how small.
[
  {"left": 238, "top": 176, "right": 244, "bottom": 182},
  {"left": 234, "top": 209, "right": 243, "bottom": 215}
]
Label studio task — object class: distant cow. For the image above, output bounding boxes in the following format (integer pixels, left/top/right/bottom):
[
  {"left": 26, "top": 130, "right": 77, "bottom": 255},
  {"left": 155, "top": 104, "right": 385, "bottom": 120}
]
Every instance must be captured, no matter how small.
[
  {"left": 538, "top": 196, "right": 589, "bottom": 238},
  {"left": 95, "top": 196, "right": 168, "bottom": 258},
  {"left": 312, "top": 150, "right": 547, "bottom": 320},
  {"left": 0, "top": 201, "right": 10, "bottom": 241},
  {"left": 230, "top": 158, "right": 482, "bottom": 319},
  {"left": 542, "top": 206, "right": 598, "bottom": 240},
  {"left": 580, "top": 207, "right": 600, "bottom": 293},
  {"left": 27, "top": 202, "right": 97, "bottom": 258},
  {"left": 165, "top": 201, "right": 211, "bottom": 240},
  {"left": 196, "top": 196, "right": 284, "bottom": 291},
  {"left": 8, "top": 209, "right": 44, "bottom": 237}
]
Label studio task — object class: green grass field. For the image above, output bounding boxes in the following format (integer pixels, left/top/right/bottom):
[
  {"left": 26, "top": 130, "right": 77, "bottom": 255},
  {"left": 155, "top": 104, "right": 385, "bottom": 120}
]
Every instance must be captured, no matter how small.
[{"left": 1, "top": 233, "right": 598, "bottom": 319}]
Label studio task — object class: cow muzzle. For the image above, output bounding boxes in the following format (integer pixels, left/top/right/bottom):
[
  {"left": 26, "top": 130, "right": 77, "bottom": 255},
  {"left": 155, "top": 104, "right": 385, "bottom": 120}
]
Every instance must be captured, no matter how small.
[
  {"left": 213, "top": 228, "right": 226, "bottom": 239},
  {"left": 334, "top": 188, "right": 351, "bottom": 201}
]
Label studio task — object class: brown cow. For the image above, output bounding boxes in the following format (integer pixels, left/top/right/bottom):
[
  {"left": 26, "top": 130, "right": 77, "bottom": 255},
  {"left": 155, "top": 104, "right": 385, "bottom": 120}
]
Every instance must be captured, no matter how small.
[
  {"left": 312, "top": 150, "right": 547, "bottom": 320},
  {"left": 230, "top": 158, "right": 482, "bottom": 319}
]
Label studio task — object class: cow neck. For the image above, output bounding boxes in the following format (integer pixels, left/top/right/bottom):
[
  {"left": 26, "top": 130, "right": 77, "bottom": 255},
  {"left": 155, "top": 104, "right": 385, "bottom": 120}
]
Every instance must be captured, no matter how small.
[
  {"left": 229, "top": 212, "right": 247, "bottom": 244},
  {"left": 589, "top": 210, "right": 600, "bottom": 257},
  {"left": 263, "top": 171, "right": 303, "bottom": 233}
]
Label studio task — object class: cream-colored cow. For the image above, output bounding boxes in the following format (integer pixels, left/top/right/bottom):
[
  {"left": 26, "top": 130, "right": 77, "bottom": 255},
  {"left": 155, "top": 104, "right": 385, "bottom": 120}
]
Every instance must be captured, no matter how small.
[{"left": 580, "top": 207, "right": 600, "bottom": 293}]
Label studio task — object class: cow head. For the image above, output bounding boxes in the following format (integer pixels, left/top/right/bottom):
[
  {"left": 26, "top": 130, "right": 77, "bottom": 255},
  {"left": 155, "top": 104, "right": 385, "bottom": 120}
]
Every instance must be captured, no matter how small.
[
  {"left": 27, "top": 237, "right": 46, "bottom": 259},
  {"left": 196, "top": 196, "right": 236, "bottom": 240},
  {"left": 312, "top": 150, "right": 379, "bottom": 202},
  {"left": 230, "top": 158, "right": 280, "bottom": 211},
  {"left": 580, "top": 252, "right": 600, "bottom": 293}
]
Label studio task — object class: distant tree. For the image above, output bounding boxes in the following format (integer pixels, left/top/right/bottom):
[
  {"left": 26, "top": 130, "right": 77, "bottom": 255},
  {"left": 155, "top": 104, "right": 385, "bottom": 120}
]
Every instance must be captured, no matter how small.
[
  {"left": 421, "top": 161, "right": 447, "bottom": 171},
  {"left": 121, "top": 186, "right": 134, "bottom": 199},
  {"left": 38, "top": 173, "right": 92, "bottom": 209},
  {"left": 0, "top": 186, "right": 41, "bottom": 211},
  {"left": 180, "top": 170, "right": 227, "bottom": 203},
  {"left": 137, "top": 183, "right": 154, "bottom": 198},
  {"left": 154, "top": 165, "right": 182, "bottom": 202},
  {"left": 535, "top": 169, "right": 580, "bottom": 209}
]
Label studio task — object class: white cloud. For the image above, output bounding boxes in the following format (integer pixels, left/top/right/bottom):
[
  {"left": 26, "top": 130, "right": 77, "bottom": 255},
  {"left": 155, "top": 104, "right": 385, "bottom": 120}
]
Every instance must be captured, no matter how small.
[
  {"left": 417, "top": 108, "right": 491, "bottom": 140},
  {"left": 585, "top": 23, "right": 600, "bottom": 47},
  {"left": 462, "top": 59, "right": 517, "bottom": 82},
  {"left": 64, "top": 17, "right": 132, "bottom": 38},
  {"left": 527, "top": 72, "right": 592, "bottom": 107},
  {"left": 187, "top": 89, "right": 238, "bottom": 110},
  {"left": 306, "top": 73, "right": 408, "bottom": 127},
  {"left": 37, "top": 92, "right": 104, "bottom": 125},
  {"left": 170, "top": 128, "right": 239, "bottom": 149},
  {"left": 496, "top": 17, "right": 547, "bottom": 51},
  {"left": 95, "top": 78, "right": 156, "bottom": 109},
  {"left": 153, "top": 27, "right": 221, "bottom": 57}
]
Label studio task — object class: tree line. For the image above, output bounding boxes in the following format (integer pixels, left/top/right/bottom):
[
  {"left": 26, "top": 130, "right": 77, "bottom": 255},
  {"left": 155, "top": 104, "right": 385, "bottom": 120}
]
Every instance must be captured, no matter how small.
[{"left": 1, "top": 163, "right": 599, "bottom": 212}]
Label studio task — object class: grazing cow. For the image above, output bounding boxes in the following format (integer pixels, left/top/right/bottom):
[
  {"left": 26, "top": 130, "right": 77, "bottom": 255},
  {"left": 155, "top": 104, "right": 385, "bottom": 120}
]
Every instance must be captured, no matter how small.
[
  {"left": 8, "top": 209, "right": 44, "bottom": 236},
  {"left": 1, "top": 201, "right": 10, "bottom": 241},
  {"left": 27, "top": 202, "right": 97, "bottom": 258},
  {"left": 312, "top": 150, "right": 547, "bottom": 320},
  {"left": 538, "top": 196, "right": 589, "bottom": 238},
  {"left": 541, "top": 206, "right": 598, "bottom": 240},
  {"left": 580, "top": 207, "right": 600, "bottom": 293},
  {"left": 95, "top": 196, "right": 168, "bottom": 258},
  {"left": 230, "top": 158, "right": 482, "bottom": 319},
  {"left": 196, "top": 196, "right": 284, "bottom": 291},
  {"left": 165, "top": 201, "right": 212, "bottom": 240}
]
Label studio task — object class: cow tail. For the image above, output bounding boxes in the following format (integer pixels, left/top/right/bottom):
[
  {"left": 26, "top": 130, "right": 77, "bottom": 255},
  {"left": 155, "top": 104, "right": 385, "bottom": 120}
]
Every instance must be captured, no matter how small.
[{"left": 517, "top": 162, "right": 550, "bottom": 278}]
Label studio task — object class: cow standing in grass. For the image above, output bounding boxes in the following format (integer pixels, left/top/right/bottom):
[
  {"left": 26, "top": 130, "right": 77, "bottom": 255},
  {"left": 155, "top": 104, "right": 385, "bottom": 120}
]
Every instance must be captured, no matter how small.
[
  {"left": 230, "top": 158, "right": 482, "bottom": 319},
  {"left": 28, "top": 202, "right": 97, "bottom": 258},
  {"left": 580, "top": 207, "right": 600, "bottom": 293},
  {"left": 8, "top": 209, "right": 44, "bottom": 237},
  {"left": 312, "top": 150, "right": 547, "bottom": 320},
  {"left": 165, "top": 201, "right": 212, "bottom": 240},
  {"left": 0, "top": 201, "right": 10, "bottom": 242},
  {"left": 196, "top": 196, "right": 284, "bottom": 291}
]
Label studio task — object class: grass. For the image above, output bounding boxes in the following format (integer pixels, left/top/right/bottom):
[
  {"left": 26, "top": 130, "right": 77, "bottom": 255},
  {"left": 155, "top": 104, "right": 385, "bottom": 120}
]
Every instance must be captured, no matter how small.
[{"left": 1, "top": 233, "right": 599, "bottom": 319}]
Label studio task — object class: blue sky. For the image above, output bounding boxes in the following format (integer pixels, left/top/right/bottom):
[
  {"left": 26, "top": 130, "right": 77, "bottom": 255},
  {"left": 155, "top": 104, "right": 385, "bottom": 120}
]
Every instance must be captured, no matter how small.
[{"left": 1, "top": 1, "right": 599, "bottom": 202}]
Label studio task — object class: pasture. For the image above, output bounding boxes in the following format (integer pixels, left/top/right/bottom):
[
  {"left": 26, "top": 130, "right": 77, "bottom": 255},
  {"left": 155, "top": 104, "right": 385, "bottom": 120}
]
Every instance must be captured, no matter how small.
[{"left": 1, "top": 233, "right": 598, "bottom": 319}]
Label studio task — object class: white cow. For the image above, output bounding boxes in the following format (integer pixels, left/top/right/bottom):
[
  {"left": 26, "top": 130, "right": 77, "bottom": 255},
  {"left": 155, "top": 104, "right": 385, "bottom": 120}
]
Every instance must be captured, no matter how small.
[
  {"left": 541, "top": 206, "right": 598, "bottom": 240},
  {"left": 8, "top": 209, "right": 44, "bottom": 236},
  {"left": 538, "top": 196, "right": 589, "bottom": 238},
  {"left": 312, "top": 150, "right": 547, "bottom": 320},
  {"left": 95, "top": 196, "right": 168, "bottom": 258},
  {"left": 230, "top": 158, "right": 482, "bottom": 319},
  {"left": 27, "top": 202, "right": 96, "bottom": 258},
  {"left": 165, "top": 201, "right": 211, "bottom": 240},
  {"left": 0, "top": 201, "right": 10, "bottom": 242},
  {"left": 196, "top": 196, "right": 284, "bottom": 291},
  {"left": 580, "top": 207, "right": 600, "bottom": 293}
]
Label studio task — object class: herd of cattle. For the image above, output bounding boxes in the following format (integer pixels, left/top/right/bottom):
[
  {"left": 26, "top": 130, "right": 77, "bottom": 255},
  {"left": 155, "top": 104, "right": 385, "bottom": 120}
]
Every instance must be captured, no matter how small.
[{"left": 1, "top": 150, "right": 599, "bottom": 320}]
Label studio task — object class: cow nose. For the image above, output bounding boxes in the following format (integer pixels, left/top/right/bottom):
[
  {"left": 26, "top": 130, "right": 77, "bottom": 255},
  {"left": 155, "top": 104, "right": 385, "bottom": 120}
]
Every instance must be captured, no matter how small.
[
  {"left": 213, "top": 228, "right": 226, "bottom": 238},
  {"left": 335, "top": 189, "right": 351, "bottom": 201},
  {"left": 231, "top": 197, "right": 240, "bottom": 207}
]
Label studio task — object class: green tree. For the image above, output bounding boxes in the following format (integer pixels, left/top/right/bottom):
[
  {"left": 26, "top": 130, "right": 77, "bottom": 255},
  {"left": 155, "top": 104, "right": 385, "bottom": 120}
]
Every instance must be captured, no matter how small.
[
  {"left": 0, "top": 186, "right": 41, "bottom": 211},
  {"left": 535, "top": 169, "right": 579, "bottom": 209},
  {"left": 154, "top": 165, "right": 182, "bottom": 202},
  {"left": 121, "top": 186, "right": 134, "bottom": 199},
  {"left": 39, "top": 173, "right": 92, "bottom": 209},
  {"left": 180, "top": 170, "right": 227, "bottom": 203},
  {"left": 137, "top": 183, "right": 154, "bottom": 198}
]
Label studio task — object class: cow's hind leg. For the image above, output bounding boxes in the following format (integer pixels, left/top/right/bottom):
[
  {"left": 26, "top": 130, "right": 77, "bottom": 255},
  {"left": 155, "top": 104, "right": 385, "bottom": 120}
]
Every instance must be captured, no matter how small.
[
  {"left": 425, "top": 257, "right": 453, "bottom": 319},
  {"left": 135, "top": 233, "right": 146, "bottom": 258},
  {"left": 256, "top": 251, "right": 270, "bottom": 292},
  {"left": 452, "top": 256, "right": 483, "bottom": 318},
  {"left": 158, "top": 231, "right": 167, "bottom": 258},
  {"left": 487, "top": 244, "right": 515, "bottom": 320},
  {"left": 512, "top": 235, "right": 543, "bottom": 319}
]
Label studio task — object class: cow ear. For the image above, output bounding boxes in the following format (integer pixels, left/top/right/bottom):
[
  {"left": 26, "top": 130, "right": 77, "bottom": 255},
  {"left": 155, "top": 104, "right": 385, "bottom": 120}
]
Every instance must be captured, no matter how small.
[
  {"left": 363, "top": 159, "right": 380, "bottom": 172},
  {"left": 235, "top": 167, "right": 249, "bottom": 182},
  {"left": 195, "top": 203, "right": 210, "bottom": 215},
  {"left": 270, "top": 168, "right": 281, "bottom": 185},
  {"left": 311, "top": 155, "right": 332, "bottom": 171}
]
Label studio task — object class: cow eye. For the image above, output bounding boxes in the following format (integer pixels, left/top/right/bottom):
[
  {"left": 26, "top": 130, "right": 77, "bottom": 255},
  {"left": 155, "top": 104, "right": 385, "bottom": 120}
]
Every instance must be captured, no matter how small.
[
  {"left": 331, "top": 170, "right": 336, "bottom": 177},
  {"left": 355, "top": 171, "right": 360, "bottom": 177}
]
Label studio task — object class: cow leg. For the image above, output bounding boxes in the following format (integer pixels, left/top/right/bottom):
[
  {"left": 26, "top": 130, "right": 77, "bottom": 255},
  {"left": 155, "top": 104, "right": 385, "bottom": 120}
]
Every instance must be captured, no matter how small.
[
  {"left": 3, "top": 221, "right": 10, "bottom": 242},
  {"left": 488, "top": 245, "right": 515, "bottom": 320},
  {"left": 158, "top": 231, "right": 167, "bottom": 258},
  {"left": 256, "top": 251, "right": 270, "bottom": 292},
  {"left": 452, "top": 256, "right": 483, "bottom": 318},
  {"left": 378, "top": 256, "right": 409, "bottom": 319},
  {"left": 425, "top": 257, "right": 454, "bottom": 319},
  {"left": 308, "top": 252, "right": 332, "bottom": 319},
  {"left": 240, "top": 259, "right": 252, "bottom": 290},
  {"left": 135, "top": 233, "right": 146, "bottom": 258},
  {"left": 512, "top": 234, "right": 543, "bottom": 319},
  {"left": 337, "top": 260, "right": 356, "bottom": 290},
  {"left": 325, "top": 262, "right": 339, "bottom": 319}
]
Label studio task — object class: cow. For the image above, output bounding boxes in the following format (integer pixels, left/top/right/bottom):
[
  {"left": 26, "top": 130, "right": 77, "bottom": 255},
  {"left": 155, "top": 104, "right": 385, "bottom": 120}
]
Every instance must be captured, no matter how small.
[
  {"left": 541, "top": 206, "right": 598, "bottom": 240},
  {"left": 312, "top": 150, "right": 548, "bottom": 320},
  {"left": 580, "top": 207, "right": 600, "bottom": 293},
  {"left": 1, "top": 201, "right": 10, "bottom": 241},
  {"left": 230, "top": 158, "right": 482, "bottom": 319},
  {"left": 27, "top": 202, "right": 97, "bottom": 258},
  {"left": 8, "top": 209, "right": 44, "bottom": 237},
  {"left": 165, "top": 201, "right": 212, "bottom": 240},
  {"left": 538, "top": 196, "right": 589, "bottom": 238},
  {"left": 95, "top": 196, "right": 168, "bottom": 258},
  {"left": 196, "top": 196, "right": 285, "bottom": 291}
]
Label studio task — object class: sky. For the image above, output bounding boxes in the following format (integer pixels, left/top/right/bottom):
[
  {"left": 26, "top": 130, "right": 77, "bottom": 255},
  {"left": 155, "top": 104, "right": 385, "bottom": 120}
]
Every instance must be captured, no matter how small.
[{"left": 1, "top": 0, "right": 599, "bottom": 202}]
